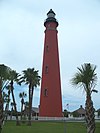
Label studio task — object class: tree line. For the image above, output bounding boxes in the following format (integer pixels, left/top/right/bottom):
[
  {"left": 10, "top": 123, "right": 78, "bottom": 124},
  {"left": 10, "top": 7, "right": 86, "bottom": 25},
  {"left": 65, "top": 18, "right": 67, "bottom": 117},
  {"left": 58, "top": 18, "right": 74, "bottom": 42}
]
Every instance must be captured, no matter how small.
[
  {"left": 0, "top": 63, "right": 98, "bottom": 133},
  {"left": 0, "top": 64, "right": 41, "bottom": 132}
]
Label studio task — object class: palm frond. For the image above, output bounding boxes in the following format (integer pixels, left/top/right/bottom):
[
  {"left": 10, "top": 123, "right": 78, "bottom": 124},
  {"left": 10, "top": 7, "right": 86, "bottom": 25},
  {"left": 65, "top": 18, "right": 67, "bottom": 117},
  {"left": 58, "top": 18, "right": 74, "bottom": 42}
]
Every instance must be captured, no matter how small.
[
  {"left": 22, "top": 67, "right": 41, "bottom": 87},
  {"left": 91, "top": 89, "right": 98, "bottom": 93},
  {"left": 71, "top": 63, "right": 97, "bottom": 94}
]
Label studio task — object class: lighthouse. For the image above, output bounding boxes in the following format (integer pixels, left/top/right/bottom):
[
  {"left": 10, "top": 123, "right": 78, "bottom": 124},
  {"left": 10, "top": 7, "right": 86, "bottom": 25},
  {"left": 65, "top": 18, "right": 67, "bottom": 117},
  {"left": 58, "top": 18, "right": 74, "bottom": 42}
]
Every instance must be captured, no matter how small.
[{"left": 39, "top": 9, "right": 62, "bottom": 117}]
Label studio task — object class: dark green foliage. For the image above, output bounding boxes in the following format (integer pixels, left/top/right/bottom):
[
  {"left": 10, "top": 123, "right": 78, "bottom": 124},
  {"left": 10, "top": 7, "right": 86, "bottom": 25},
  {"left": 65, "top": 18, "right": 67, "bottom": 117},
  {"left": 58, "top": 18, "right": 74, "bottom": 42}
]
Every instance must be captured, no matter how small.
[
  {"left": 72, "top": 111, "right": 79, "bottom": 117},
  {"left": 19, "top": 92, "right": 27, "bottom": 120},
  {"left": 0, "top": 64, "right": 11, "bottom": 133},
  {"left": 63, "top": 109, "right": 68, "bottom": 117},
  {"left": 22, "top": 68, "right": 41, "bottom": 125}
]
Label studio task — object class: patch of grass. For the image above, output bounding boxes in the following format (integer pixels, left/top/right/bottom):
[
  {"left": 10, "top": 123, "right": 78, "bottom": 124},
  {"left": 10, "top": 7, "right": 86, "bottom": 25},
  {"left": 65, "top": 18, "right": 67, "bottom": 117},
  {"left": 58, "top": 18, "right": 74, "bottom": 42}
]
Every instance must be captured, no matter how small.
[{"left": 2, "top": 121, "right": 100, "bottom": 133}]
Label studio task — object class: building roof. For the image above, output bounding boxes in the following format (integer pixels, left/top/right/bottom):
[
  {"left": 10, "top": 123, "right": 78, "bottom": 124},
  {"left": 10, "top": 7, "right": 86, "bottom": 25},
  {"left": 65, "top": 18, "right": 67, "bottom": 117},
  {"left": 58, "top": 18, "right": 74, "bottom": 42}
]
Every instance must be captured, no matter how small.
[
  {"left": 73, "top": 105, "right": 85, "bottom": 115},
  {"left": 24, "top": 107, "right": 39, "bottom": 114},
  {"left": 32, "top": 107, "right": 39, "bottom": 113}
]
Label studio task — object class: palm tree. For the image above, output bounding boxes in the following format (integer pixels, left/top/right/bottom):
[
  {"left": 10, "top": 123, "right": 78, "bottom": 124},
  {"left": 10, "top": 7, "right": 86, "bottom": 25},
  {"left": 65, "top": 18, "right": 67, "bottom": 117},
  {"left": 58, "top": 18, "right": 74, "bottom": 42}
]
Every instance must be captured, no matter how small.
[
  {"left": 2, "top": 92, "right": 9, "bottom": 106},
  {"left": 3, "top": 94, "right": 10, "bottom": 121},
  {"left": 4, "top": 85, "right": 11, "bottom": 120},
  {"left": 0, "top": 64, "right": 10, "bottom": 133},
  {"left": 24, "top": 101, "right": 29, "bottom": 119},
  {"left": 10, "top": 102, "right": 14, "bottom": 110},
  {"left": 22, "top": 68, "right": 41, "bottom": 125},
  {"left": 24, "top": 101, "right": 29, "bottom": 109},
  {"left": 0, "top": 79, "right": 3, "bottom": 133},
  {"left": 71, "top": 63, "right": 98, "bottom": 133},
  {"left": 19, "top": 92, "right": 27, "bottom": 120},
  {"left": 8, "top": 70, "right": 21, "bottom": 125},
  {"left": 10, "top": 102, "right": 14, "bottom": 120}
]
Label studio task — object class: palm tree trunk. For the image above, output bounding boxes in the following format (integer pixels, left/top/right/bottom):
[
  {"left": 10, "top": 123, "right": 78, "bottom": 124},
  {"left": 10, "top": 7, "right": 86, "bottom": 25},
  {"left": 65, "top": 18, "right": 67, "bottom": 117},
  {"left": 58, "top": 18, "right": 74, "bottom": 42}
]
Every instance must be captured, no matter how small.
[
  {"left": 85, "top": 94, "right": 95, "bottom": 133},
  {"left": 10, "top": 107, "right": 13, "bottom": 120},
  {"left": 20, "top": 100, "right": 22, "bottom": 121},
  {"left": 21, "top": 99, "right": 24, "bottom": 121},
  {"left": 4, "top": 104, "right": 8, "bottom": 121},
  {"left": 0, "top": 80, "right": 3, "bottom": 133},
  {"left": 31, "top": 86, "right": 34, "bottom": 103},
  {"left": 28, "top": 84, "right": 32, "bottom": 126},
  {"left": 10, "top": 81, "right": 20, "bottom": 126},
  {"left": 5, "top": 90, "right": 10, "bottom": 121},
  {"left": 28, "top": 86, "right": 34, "bottom": 125}
]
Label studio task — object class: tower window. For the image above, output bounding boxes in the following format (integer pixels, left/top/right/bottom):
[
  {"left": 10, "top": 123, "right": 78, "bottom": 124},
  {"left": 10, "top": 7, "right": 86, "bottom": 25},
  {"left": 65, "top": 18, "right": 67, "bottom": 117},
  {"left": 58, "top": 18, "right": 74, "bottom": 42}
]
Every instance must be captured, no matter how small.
[
  {"left": 46, "top": 45, "right": 49, "bottom": 52},
  {"left": 48, "top": 24, "right": 50, "bottom": 27},
  {"left": 44, "top": 89, "right": 48, "bottom": 96},
  {"left": 45, "top": 66, "right": 48, "bottom": 74}
]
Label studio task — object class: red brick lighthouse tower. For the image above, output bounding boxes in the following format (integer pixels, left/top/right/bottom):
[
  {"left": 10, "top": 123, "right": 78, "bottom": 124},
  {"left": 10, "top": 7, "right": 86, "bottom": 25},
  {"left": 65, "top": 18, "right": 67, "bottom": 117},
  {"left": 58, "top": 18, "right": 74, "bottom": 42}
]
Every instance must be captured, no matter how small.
[{"left": 39, "top": 9, "right": 62, "bottom": 117}]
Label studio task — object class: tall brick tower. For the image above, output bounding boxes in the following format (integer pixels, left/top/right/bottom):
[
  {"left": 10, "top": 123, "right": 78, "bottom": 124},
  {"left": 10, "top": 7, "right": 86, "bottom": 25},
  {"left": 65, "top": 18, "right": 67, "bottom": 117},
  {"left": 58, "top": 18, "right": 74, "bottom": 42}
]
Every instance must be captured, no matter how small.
[{"left": 39, "top": 9, "right": 62, "bottom": 117}]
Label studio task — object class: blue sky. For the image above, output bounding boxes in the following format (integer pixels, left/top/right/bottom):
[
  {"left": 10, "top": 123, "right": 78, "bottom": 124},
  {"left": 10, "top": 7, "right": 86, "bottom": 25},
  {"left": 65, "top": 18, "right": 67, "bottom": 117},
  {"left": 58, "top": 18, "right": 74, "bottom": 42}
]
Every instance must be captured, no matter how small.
[{"left": 0, "top": 0, "right": 100, "bottom": 111}]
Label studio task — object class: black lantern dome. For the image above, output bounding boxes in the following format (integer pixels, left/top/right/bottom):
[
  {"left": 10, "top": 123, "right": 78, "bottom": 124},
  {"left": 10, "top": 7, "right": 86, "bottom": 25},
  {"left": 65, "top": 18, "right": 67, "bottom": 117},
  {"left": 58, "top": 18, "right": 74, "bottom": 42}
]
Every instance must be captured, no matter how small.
[{"left": 44, "top": 9, "right": 58, "bottom": 27}]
